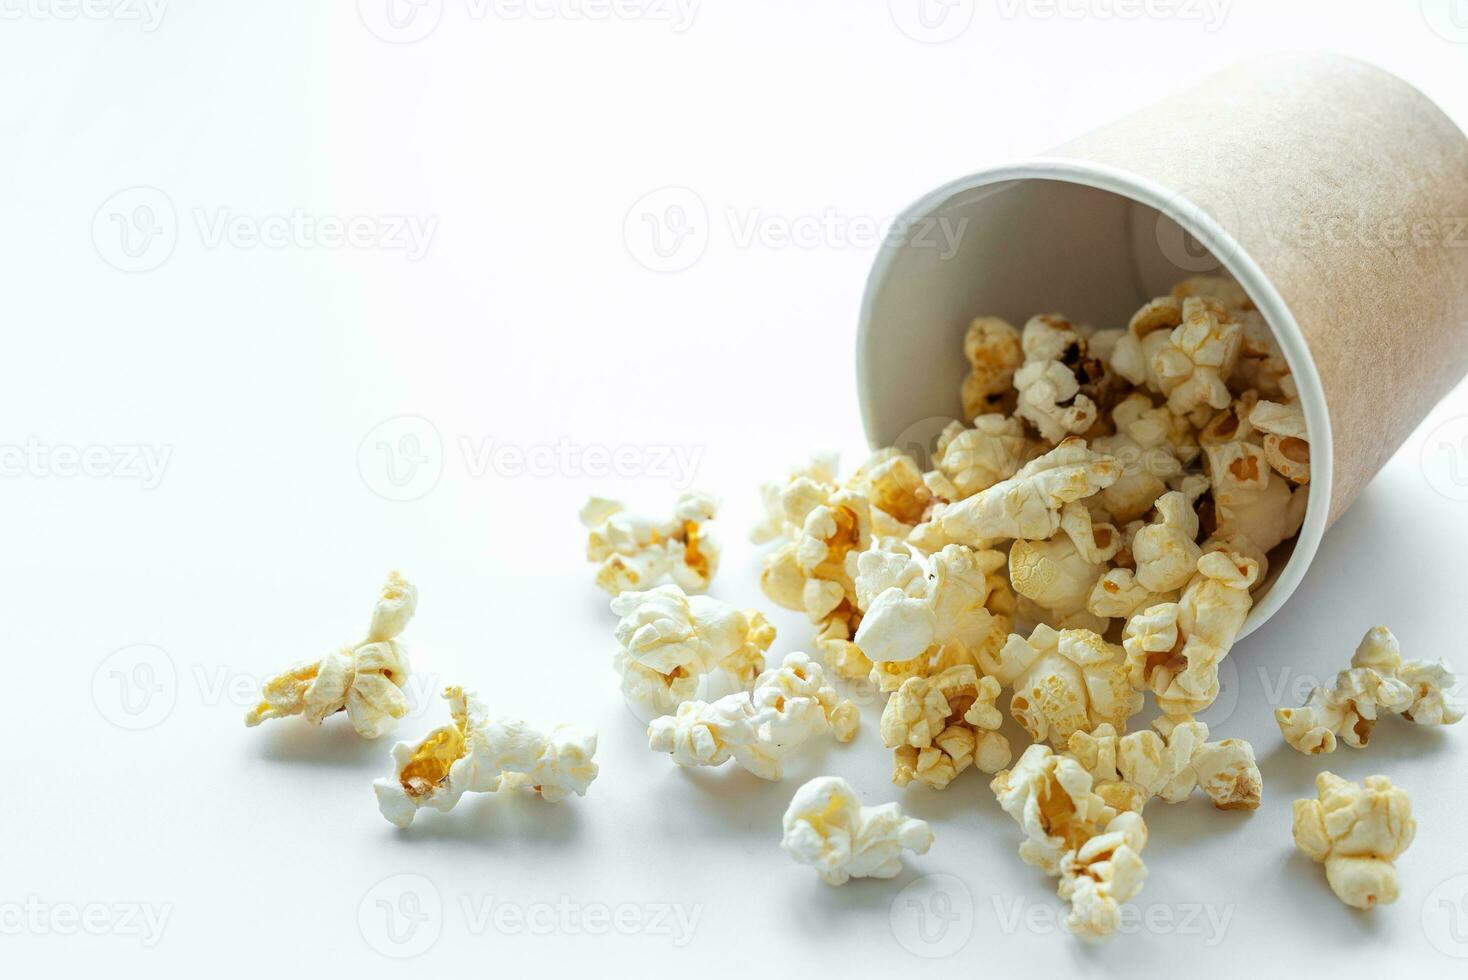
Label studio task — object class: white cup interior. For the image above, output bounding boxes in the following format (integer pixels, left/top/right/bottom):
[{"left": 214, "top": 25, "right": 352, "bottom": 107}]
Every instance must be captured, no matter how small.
[{"left": 857, "top": 162, "right": 1332, "bottom": 640}]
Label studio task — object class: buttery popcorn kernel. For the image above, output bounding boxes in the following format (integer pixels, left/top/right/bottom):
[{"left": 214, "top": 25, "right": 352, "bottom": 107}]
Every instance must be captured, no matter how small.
[
  {"left": 780, "top": 777, "right": 933, "bottom": 885},
  {"left": 374, "top": 686, "right": 598, "bottom": 828},
  {"left": 647, "top": 652, "right": 857, "bottom": 781},
  {"left": 244, "top": 571, "right": 416, "bottom": 739},
  {"left": 1293, "top": 772, "right": 1415, "bottom": 909},
  {"left": 582, "top": 491, "right": 721, "bottom": 595},
  {"left": 1276, "top": 626, "right": 1464, "bottom": 754}
]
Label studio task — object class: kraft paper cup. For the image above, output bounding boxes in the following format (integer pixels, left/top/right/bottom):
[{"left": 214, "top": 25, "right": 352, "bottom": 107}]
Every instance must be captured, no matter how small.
[{"left": 857, "top": 53, "right": 1468, "bottom": 640}]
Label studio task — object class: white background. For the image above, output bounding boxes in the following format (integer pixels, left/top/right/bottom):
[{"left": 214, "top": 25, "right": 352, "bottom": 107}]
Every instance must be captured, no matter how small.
[{"left": 5, "top": 0, "right": 1468, "bottom": 975}]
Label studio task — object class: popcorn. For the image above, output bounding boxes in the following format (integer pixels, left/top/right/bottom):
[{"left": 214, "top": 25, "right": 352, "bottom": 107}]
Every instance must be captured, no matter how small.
[
  {"left": 1009, "top": 502, "right": 1121, "bottom": 626},
  {"left": 854, "top": 543, "right": 1012, "bottom": 691},
  {"left": 991, "top": 744, "right": 1150, "bottom": 937},
  {"left": 937, "top": 414, "right": 1029, "bottom": 499},
  {"left": 1276, "top": 626, "right": 1464, "bottom": 754},
  {"left": 1011, "top": 315, "right": 1111, "bottom": 444},
  {"left": 647, "top": 652, "right": 858, "bottom": 781},
  {"left": 848, "top": 449, "right": 936, "bottom": 537},
  {"left": 983, "top": 624, "right": 1141, "bottom": 746},
  {"left": 1067, "top": 720, "right": 1262, "bottom": 813},
  {"left": 1131, "top": 491, "right": 1203, "bottom": 593},
  {"left": 582, "top": 491, "right": 720, "bottom": 594},
  {"left": 1109, "top": 297, "right": 1182, "bottom": 391},
  {"left": 938, "top": 438, "right": 1121, "bottom": 544},
  {"left": 961, "top": 317, "right": 1024, "bottom": 420},
  {"left": 751, "top": 451, "right": 841, "bottom": 545},
  {"left": 1292, "top": 772, "right": 1415, "bottom": 909},
  {"left": 1151, "top": 298, "right": 1242, "bottom": 422},
  {"left": 611, "top": 585, "right": 775, "bottom": 720},
  {"left": 1204, "top": 437, "right": 1306, "bottom": 569},
  {"left": 1086, "top": 568, "right": 1176, "bottom": 622},
  {"left": 1234, "top": 310, "right": 1292, "bottom": 400},
  {"left": 373, "top": 686, "right": 598, "bottom": 827},
  {"left": 880, "top": 665, "right": 1012, "bottom": 789},
  {"left": 1171, "top": 275, "right": 1253, "bottom": 311},
  {"left": 1091, "top": 394, "right": 1184, "bottom": 523},
  {"left": 780, "top": 777, "right": 934, "bottom": 885},
  {"left": 245, "top": 571, "right": 416, "bottom": 739},
  {"left": 1248, "top": 399, "right": 1311, "bottom": 484},
  {"left": 1124, "top": 551, "right": 1258, "bottom": 721}
]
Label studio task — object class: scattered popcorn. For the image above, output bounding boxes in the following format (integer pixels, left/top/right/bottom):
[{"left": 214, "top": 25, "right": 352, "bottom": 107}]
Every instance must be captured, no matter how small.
[
  {"left": 647, "top": 653, "right": 857, "bottom": 781},
  {"left": 1292, "top": 772, "right": 1415, "bottom": 909},
  {"left": 1276, "top": 626, "right": 1464, "bottom": 754},
  {"left": 611, "top": 585, "right": 775, "bottom": 720},
  {"left": 1124, "top": 551, "right": 1258, "bottom": 722},
  {"left": 780, "top": 776, "right": 934, "bottom": 885},
  {"left": 245, "top": 571, "right": 416, "bottom": 739},
  {"left": 880, "top": 665, "right": 1012, "bottom": 788},
  {"left": 938, "top": 438, "right": 1121, "bottom": 544},
  {"left": 751, "top": 451, "right": 841, "bottom": 546},
  {"left": 961, "top": 317, "right": 1024, "bottom": 420},
  {"left": 374, "top": 686, "right": 598, "bottom": 828},
  {"left": 1067, "top": 720, "right": 1261, "bottom": 813},
  {"left": 992, "top": 744, "right": 1150, "bottom": 937},
  {"left": 983, "top": 624, "right": 1141, "bottom": 746},
  {"left": 582, "top": 491, "right": 720, "bottom": 594}
]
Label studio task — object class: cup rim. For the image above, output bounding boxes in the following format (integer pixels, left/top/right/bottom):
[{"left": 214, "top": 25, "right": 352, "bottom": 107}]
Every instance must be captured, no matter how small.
[{"left": 857, "top": 157, "right": 1332, "bottom": 641}]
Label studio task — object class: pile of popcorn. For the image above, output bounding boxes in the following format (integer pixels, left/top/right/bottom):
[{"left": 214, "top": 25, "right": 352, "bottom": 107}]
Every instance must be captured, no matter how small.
[{"left": 238, "top": 275, "right": 1461, "bottom": 943}]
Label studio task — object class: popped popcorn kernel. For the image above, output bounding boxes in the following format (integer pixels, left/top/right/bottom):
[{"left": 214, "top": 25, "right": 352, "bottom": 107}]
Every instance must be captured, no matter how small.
[
  {"left": 781, "top": 776, "right": 933, "bottom": 885},
  {"left": 611, "top": 585, "right": 774, "bottom": 720},
  {"left": 961, "top": 317, "right": 1024, "bottom": 420},
  {"left": 938, "top": 438, "right": 1121, "bottom": 544},
  {"left": 1067, "top": 720, "right": 1262, "bottom": 812},
  {"left": 647, "top": 652, "right": 857, "bottom": 781},
  {"left": 938, "top": 414, "right": 1029, "bottom": 499},
  {"left": 244, "top": 571, "right": 415, "bottom": 739},
  {"left": 373, "top": 686, "right": 598, "bottom": 827},
  {"left": 991, "top": 743, "right": 1151, "bottom": 937},
  {"left": 1292, "top": 772, "right": 1415, "bottom": 909},
  {"left": 985, "top": 624, "right": 1141, "bottom": 747},
  {"left": 1276, "top": 626, "right": 1464, "bottom": 754},
  {"left": 582, "top": 491, "right": 722, "bottom": 594},
  {"left": 880, "top": 665, "right": 1011, "bottom": 789}
]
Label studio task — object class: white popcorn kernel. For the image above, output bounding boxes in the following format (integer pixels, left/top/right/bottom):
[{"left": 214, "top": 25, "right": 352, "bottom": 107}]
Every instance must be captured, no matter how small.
[
  {"left": 880, "top": 665, "right": 1012, "bottom": 789},
  {"left": 1086, "top": 568, "right": 1176, "bottom": 622},
  {"left": 961, "top": 317, "right": 1024, "bottom": 420},
  {"left": 848, "top": 449, "right": 936, "bottom": 535},
  {"left": 751, "top": 452, "right": 842, "bottom": 545},
  {"left": 1276, "top": 626, "right": 1463, "bottom": 754},
  {"left": 1131, "top": 491, "right": 1203, "bottom": 593},
  {"left": 1124, "top": 551, "right": 1258, "bottom": 722},
  {"left": 1248, "top": 399, "right": 1311, "bottom": 484},
  {"left": 985, "top": 624, "right": 1141, "bottom": 747},
  {"left": 1091, "top": 393, "right": 1184, "bottom": 523},
  {"left": 991, "top": 743, "right": 1151, "bottom": 938},
  {"left": 1067, "top": 720, "right": 1262, "bottom": 813},
  {"left": 1150, "top": 298, "right": 1242, "bottom": 419},
  {"left": 1015, "top": 359, "right": 1100, "bottom": 445},
  {"left": 647, "top": 653, "right": 857, "bottom": 781},
  {"left": 938, "top": 414, "right": 1029, "bottom": 499},
  {"left": 1171, "top": 275, "right": 1254, "bottom": 311},
  {"left": 780, "top": 777, "right": 934, "bottom": 885},
  {"left": 856, "top": 544, "right": 1012, "bottom": 692},
  {"left": 938, "top": 438, "right": 1121, "bottom": 544},
  {"left": 1009, "top": 502, "right": 1121, "bottom": 625},
  {"left": 1204, "top": 437, "right": 1306, "bottom": 569},
  {"left": 373, "top": 686, "right": 598, "bottom": 827},
  {"left": 611, "top": 585, "right": 775, "bottom": 720},
  {"left": 582, "top": 491, "right": 721, "bottom": 594},
  {"left": 1292, "top": 772, "right": 1415, "bottom": 909},
  {"left": 245, "top": 571, "right": 415, "bottom": 739}
]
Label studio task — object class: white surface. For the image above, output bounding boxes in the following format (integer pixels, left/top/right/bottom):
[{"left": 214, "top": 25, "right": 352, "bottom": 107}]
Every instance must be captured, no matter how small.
[{"left": 5, "top": 1, "right": 1468, "bottom": 975}]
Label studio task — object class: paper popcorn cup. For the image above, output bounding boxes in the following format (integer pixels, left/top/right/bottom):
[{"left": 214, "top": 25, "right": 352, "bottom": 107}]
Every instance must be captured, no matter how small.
[{"left": 857, "top": 53, "right": 1468, "bottom": 639}]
